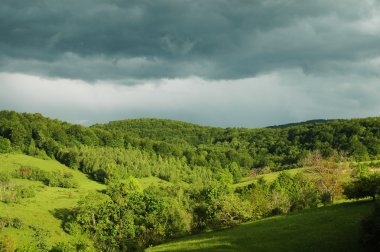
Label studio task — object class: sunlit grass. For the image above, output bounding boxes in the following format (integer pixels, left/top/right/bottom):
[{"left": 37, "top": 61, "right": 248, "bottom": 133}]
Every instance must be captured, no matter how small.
[
  {"left": 148, "top": 201, "right": 373, "bottom": 252},
  {"left": 0, "top": 153, "right": 105, "bottom": 248}
]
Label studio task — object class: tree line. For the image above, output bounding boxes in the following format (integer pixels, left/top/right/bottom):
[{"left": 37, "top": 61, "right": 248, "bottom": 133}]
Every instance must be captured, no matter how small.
[{"left": 1, "top": 111, "right": 379, "bottom": 175}]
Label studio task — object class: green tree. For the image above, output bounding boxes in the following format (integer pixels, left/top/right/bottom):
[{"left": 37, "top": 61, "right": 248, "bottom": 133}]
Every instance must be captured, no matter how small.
[
  {"left": 344, "top": 173, "right": 380, "bottom": 201},
  {"left": 0, "top": 136, "right": 12, "bottom": 153}
]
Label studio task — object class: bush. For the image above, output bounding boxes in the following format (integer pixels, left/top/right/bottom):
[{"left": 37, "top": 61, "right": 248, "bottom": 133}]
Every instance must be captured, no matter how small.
[
  {"left": 344, "top": 173, "right": 380, "bottom": 201},
  {"left": 0, "top": 136, "right": 12, "bottom": 153},
  {"left": 15, "top": 167, "right": 78, "bottom": 188},
  {"left": 50, "top": 241, "right": 75, "bottom": 252},
  {"left": 12, "top": 217, "right": 24, "bottom": 229},
  {"left": 210, "top": 194, "right": 253, "bottom": 228},
  {"left": 321, "top": 192, "right": 333, "bottom": 205},
  {"left": 0, "top": 216, "right": 24, "bottom": 230},
  {"left": 0, "top": 182, "right": 36, "bottom": 204}
]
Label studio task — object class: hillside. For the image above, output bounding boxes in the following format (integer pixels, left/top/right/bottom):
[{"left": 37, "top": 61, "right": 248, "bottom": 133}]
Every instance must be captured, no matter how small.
[
  {"left": 267, "top": 119, "right": 331, "bottom": 129},
  {"left": 0, "top": 154, "right": 105, "bottom": 249},
  {"left": 1, "top": 111, "right": 380, "bottom": 251},
  {"left": 1, "top": 111, "right": 380, "bottom": 175},
  {"left": 148, "top": 201, "right": 374, "bottom": 252}
]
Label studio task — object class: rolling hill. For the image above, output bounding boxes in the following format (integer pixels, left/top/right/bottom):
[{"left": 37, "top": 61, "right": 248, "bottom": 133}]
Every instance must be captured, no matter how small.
[
  {"left": 147, "top": 201, "right": 374, "bottom": 252},
  {"left": 0, "top": 154, "right": 105, "bottom": 249}
]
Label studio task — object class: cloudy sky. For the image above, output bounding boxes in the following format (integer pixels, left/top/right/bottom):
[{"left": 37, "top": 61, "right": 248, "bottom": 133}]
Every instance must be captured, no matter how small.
[{"left": 1, "top": 0, "right": 380, "bottom": 127}]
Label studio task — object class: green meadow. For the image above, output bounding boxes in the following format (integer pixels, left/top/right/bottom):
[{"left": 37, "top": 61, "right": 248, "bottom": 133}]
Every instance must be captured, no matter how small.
[
  {"left": 148, "top": 201, "right": 373, "bottom": 252},
  {"left": 0, "top": 154, "right": 105, "bottom": 248}
]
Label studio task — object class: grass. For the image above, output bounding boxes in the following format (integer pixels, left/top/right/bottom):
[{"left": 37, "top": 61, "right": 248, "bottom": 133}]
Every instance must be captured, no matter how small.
[
  {"left": 0, "top": 153, "right": 106, "bottom": 248},
  {"left": 0, "top": 153, "right": 180, "bottom": 248},
  {"left": 234, "top": 168, "right": 306, "bottom": 188},
  {"left": 147, "top": 201, "right": 373, "bottom": 252},
  {"left": 234, "top": 163, "right": 356, "bottom": 189},
  {"left": 0, "top": 153, "right": 375, "bottom": 250}
]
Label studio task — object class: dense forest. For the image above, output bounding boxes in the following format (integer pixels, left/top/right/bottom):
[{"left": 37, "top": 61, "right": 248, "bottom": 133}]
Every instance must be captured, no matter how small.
[
  {"left": 1, "top": 110, "right": 380, "bottom": 251},
  {"left": 1, "top": 111, "right": 379, "bottom": 179}
]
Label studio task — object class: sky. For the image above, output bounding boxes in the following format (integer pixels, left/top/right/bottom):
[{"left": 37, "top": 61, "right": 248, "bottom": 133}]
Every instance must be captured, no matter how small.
[{"left": 1, "top": 0, "right": 380, "bottom": 128}]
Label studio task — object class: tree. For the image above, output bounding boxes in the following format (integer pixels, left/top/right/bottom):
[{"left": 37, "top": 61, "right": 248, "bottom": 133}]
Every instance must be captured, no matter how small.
[
  {"left": 344, "top": 173, "right": 380, "bottom": 201},
  {"left": 303, "top": 151, "right": 347, "bottom": 204},
  {"left": 210, "top": 194, "right": 252, "bottom": 228},
  {"left": 0, "top": 136, "right": 11, "bottom": 153}
]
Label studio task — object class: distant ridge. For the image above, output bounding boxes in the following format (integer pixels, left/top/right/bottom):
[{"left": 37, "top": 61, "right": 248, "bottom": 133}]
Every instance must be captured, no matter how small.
[{"left": 267, "top": 119, "right": 331, "bottom": 129}]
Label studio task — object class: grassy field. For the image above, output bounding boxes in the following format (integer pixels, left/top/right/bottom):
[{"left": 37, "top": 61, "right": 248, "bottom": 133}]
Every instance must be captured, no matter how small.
[
  {"left": 233, "top": 168, "right": 306, "bottom": 188},
  {"left": 0, "top": 153, "right": 106, "bottom": 248},
  {"left": 0, "top": 153, "right": 182, "bottom": 249},
  {"left": 234, "top": 161, "right": 362, "bottom": 189},
  {"left": 1, "top": 154, "right": 375, "bottom": 250},
  {"left": 147, "top": 201, "right": 373, "bottom": 252}
]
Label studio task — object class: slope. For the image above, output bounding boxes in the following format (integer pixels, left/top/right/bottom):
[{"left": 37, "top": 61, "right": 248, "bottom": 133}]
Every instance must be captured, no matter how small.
[
  {"left": 0, "top": 153, "right": 106, "bottom": 248},
  {"left": 147, "top": 201, "right": 373, "bottom": 252}
]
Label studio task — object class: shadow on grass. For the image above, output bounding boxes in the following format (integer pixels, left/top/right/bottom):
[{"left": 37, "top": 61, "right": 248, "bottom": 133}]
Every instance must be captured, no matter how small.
[
  {"left": 50, "top": 207, "right": 73, "bottom": 231},
  {"left": 150, "top": 201, "right": 374, "bottom": 252}
]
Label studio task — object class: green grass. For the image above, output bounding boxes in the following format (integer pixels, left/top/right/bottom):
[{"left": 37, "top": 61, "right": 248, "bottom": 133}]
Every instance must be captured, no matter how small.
[
  {"left": 234, "top": 168, "right": 306, "bottom": 188},
  {"left": 138, "top": 176, "right": 188, "bottom": 189},
  {"left": 0, "top": 153, "right": 106, "bottom": 248},
  {"left": 0, "top": 154, "right": 183, "bottom": 248},
  {"left": 147, "top": 201, "right": 373, "bottom": 252},
  {"left": 235, "top": 164, "right": 356, "bottom": 189},
  {"left": 0, "top": 154, "right": 374, "bottom": 250}
]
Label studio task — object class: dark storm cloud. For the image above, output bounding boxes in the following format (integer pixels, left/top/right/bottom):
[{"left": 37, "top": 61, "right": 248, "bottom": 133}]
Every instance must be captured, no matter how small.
[{"left": 1, "top": 0, "right": 380, "bottom": 81}]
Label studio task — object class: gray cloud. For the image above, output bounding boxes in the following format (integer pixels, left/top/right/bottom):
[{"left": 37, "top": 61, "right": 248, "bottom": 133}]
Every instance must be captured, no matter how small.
[
  {"left": 1, "top": 71, "right": 379, "bottom": 127},
  {"left": 1, "top": 0, "right": 380, "bottom": 81}
]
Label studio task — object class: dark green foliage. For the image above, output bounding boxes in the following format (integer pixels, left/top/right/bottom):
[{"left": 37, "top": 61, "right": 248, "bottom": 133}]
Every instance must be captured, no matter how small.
[
  {"left": 68, "top": 178, "right": 191, "bottom": 251},
  {"left": 344, "top": 173, "right": 380, "bottom": 201},
  {"left": 1, "top": 111, "right": 380, "bottom": 177},
  {"left": 270, "top": 172, "right": 319, "bottom": 211},
  {"left": 1, "top": 111, "right": 380, "bottom": 250}
]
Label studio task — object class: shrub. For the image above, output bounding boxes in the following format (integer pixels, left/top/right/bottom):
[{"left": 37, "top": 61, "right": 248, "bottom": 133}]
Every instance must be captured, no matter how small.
[
  {"left": 50, "top": 241, "right": 75, "bottom": 252},
  {"left": 0, "top": 183, "right": 36, "bottom": 204},
  {"left": 0, "top": 216, "right": 24, "bottom": 230},
  {"left": 12, "top": 217, "right": 24, "bottom": 229},
  {"left": 344, "top": 173, "right": 380, "bottom": 201},
  {"left": 0, "top": 136, "right": 12, "bottom": 153},
  {"left": 15, "top": 167, "right": 78, "bottom": 188}
]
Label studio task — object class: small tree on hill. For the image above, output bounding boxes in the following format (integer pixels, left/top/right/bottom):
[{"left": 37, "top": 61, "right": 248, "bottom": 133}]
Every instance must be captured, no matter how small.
[
  {"left": 303, "top": 151, "right": 347, "bottom": 204},
  {"left": 344, "top": 173, "right": 380, "bottom": 201},
  {"left": 0, "top": 136, "right": 12, "bottom": 153}
]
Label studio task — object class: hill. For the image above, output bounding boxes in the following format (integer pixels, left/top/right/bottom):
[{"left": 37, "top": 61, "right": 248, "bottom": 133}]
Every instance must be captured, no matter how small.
[
  {"left": 1, "top": 111, "right": 380, "bottom": 251},
  {"left": 0, "top": 153, "right": 105, "bottom": 249},
  {"left": 147, "top": 201, "right": 374, "bottom": 252},
  {"left": 1, "top": 110, "right": 380, "bottom": 176},
  {"left": 267, "top": 119, "right": 331, "bottom": 129}
]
